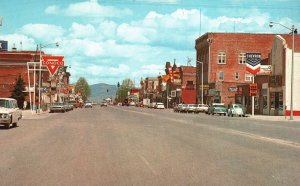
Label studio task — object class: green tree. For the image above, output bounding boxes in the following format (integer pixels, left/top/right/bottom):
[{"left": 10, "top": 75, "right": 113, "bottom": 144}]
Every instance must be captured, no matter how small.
[
  {"left": 116, "top": 78, "right": 134, "bottom": 102},
  {"left": 75, "top": 77, "right": 91, "bottom": 102},
  {"left": 10, "top": 74, "right": 27, "bottom": 109}
]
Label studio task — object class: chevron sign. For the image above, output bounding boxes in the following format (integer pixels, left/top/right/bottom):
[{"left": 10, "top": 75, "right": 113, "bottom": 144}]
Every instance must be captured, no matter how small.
[{"left": 246, "top": 53, "right": 261, "bottom": 74}]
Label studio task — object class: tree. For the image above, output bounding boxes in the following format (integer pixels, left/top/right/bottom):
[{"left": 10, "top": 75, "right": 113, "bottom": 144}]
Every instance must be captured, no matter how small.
[
  {"left": 10, "top": 74, "right": 27, "bottom": 109},
  {"left": 116, "top": 78, "right": 134, "bottom": 102},
  {"left": 75, "top": 77, "right": 91, "bottom": 102}
]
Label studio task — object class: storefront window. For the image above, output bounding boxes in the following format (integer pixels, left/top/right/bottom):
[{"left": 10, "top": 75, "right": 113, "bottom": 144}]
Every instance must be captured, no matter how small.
[
  {"left": 270, "top": 92, "right": 275, "bottom": 110},
  {"left": 263, "top": 96, "right": 268, "bottom": 109}
]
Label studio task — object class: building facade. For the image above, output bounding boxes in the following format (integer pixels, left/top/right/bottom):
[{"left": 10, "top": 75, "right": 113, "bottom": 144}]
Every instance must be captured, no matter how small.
[
  {"left": 195, "top": 33, "right": 276, "bottom": 107},
  {"left": 0, "top": 48, "right": 69, "bottom": 110},
  {"left": 268, "top": 35, "right": 300, "bottom": 116}
]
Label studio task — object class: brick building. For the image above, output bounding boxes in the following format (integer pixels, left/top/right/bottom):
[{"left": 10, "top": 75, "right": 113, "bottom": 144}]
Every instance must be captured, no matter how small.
[
  {"left": 195, "top": 33, "right": 276, "bottom": 108},
  {"left": 0, "top": 50, "right": 42, "bottom": 100},
  {"left": 162, "top": 62, "right": 196, "bottom": 107},
  {"left": 0, "top": 49, "right": 70, "bottom": 110}
]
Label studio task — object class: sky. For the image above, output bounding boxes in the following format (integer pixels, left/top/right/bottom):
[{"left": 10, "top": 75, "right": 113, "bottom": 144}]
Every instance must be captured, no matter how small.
[{"left": 0, "top": 0, "right": 299, "bottom": 86}]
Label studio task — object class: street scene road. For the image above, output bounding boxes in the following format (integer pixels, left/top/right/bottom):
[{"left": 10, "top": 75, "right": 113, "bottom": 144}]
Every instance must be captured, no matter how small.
[{"left": 1, "top": 106, "right": 300, "bottom": 186}]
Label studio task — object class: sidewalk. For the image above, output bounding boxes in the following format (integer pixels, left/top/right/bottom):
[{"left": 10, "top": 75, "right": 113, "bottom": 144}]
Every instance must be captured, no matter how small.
[
  {"left": 247, "top": 114, "right": 300, "bottom": 122},
  {"left": 21, "top": 109, "right": 51, "bottom": 120}
]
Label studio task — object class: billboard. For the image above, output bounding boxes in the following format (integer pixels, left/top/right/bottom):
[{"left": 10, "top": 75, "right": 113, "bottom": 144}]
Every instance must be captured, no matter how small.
[{"left": 0, "top": 40, "right": 8, "bottom": 51}]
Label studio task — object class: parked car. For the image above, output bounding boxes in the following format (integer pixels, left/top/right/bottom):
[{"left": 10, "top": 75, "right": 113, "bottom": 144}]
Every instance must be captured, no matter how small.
[
  {"left": 207, "top": 103, "right": 227, "bottom": 116},
  {"left": 64, "top": 102, "right": 74, "bottom": 111},
  {"left": 195, "top": 104, "right": 209, "bottom": 113},
  {"left": 69, "top": 100, "right": 80, "bottom": 108},
  {"left": 84, "top": 102, "right": 93, "bottom": 108},
  {"left": 136, "top": 102, "right": 144, "bottom": 107},
  {"left": 173, "top": 104, "right": 182, "bottom": 112},
  {"left": 49, "top": 102, "right": 67, "bottom": 113},
  {"left": 155, "top": 102, "right": 165, "bottom": 109},
  {"left": 149, "top": 102, "right": 157, "bottom": 108},
  {"left": 101, "top": 102, "right": 108, "bottom": 107},
  {"left": 227, "top": 104, "right": 246, "bottom": 117},
  {"left": 186, "top": 104, "right": 197, "bottom": 113},
  {"left": 0, "top": 98, "right": 22, "bottom": 129},
  {"left": 179, "top": 104, "right": 188, "bottom": 113},
  {"left": 129, "top": 102, "right": 136, "bottom": 106}
]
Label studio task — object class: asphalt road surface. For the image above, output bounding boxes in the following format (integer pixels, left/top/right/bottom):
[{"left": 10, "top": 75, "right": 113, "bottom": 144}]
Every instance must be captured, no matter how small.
[{"left": 1, "top": 106, "right": 300, "bottom": 186}]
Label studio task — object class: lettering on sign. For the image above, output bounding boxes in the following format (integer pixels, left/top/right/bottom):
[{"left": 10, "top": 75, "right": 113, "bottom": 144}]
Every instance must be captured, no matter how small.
[{"left": 42, "top": 56, "right": 64, "bottom": 75}]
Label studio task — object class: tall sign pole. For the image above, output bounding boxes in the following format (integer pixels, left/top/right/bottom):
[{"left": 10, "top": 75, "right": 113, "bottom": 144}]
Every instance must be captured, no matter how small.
[{"left": 246, "top": 53, "right": 261, "bottom": 116}]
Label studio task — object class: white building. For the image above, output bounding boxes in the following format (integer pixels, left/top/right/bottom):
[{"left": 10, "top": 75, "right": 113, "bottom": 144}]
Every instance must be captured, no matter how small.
[{"left": 269, "top": 34, "right": 300, "bottom": 116}]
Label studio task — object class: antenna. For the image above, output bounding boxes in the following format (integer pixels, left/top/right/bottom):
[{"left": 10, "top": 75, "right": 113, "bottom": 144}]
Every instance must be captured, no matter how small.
[{"left": 187, "top": 57, "right": 192, "bottom": 66}]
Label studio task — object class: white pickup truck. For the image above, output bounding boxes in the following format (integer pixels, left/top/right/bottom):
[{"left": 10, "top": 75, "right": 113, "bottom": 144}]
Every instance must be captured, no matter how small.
[{"left": 0, "top": 98, "right": 22, "bottom": 129}]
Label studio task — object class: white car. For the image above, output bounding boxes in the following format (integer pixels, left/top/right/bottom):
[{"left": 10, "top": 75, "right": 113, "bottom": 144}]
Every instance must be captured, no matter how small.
[
  {"left": 227, "top": 104, "right": 246, "bottom": 117},
  {"left": 195, "top": 104, "right": 209, "bottom": 113},
  {"left": 0, "top": 98, "right": 22, "bottom": 129},
  {"left": 155, "top": 102, "right": 165, "bottom": 109}
]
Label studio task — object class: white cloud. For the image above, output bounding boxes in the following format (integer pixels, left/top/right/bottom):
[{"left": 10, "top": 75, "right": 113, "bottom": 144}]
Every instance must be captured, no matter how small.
[
  {"left": 0, "top": 34, "right": 36, "bottom": 51},
  {"left": 86, "top": 64, "right": 130, "bottom": 76},
  {"left": 117, "top": 23, "right": 152, "bottom": 44},
  {"left": 19, "top": 24, "right": 65, "bottom": 43},
  {"left": 69, "top": 22, "right": 96, "bottom": 39},
  {"left": 63, "top": 39, "right": 104, "bottom": 57},
  {"left": 63, "top": 0, "right": 132, "bottom": 18},
  {"left": 45, "top": 5, "right": 60, "bottom": 14}
]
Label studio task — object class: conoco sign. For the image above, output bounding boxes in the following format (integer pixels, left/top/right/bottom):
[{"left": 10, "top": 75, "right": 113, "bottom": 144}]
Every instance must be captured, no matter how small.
[{"left": 42, "top": 55, "right": 64, "bottom": 75}]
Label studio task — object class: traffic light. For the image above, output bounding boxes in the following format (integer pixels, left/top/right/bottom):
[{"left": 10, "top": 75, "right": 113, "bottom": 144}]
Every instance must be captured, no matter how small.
[{"left": 249, "top": 83, "right": 257, "bottom": 96}]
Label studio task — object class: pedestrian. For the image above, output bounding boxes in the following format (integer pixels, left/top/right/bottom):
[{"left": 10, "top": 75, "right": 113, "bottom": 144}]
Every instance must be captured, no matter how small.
[{"left": 23, "top": 100, "right": 27, "bottom": 110}]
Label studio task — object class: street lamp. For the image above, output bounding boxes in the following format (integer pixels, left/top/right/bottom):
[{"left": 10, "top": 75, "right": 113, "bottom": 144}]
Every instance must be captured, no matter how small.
[
  {"left": 197, "top": 61, "right": 204, "bottom": 104},
  {"left": 269, "top": 21, "right": 296, "bottom": 120},
  {"left": 38, "top": 42, "right": 59, "bottom": 113}
]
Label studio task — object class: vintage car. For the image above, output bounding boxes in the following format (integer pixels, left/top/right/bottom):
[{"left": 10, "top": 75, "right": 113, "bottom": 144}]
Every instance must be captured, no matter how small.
[
  {"left": 207, "top": 103, "right": 227, "bottom": 116},
  {"left": 49, "top": 102, "right": 67, "bottom": 113},
  {"left": 186, "top": 104, "right": 197, "bottom": 113},
  {"left": 227, "top": 104, "right": 246, "bottom": 117},
  {"left": 84, "top": 102, "right": 93, "bottom": 108},
  {"left": 195, "top": 104, "right": 209, "bottom": 113},
  {"left": 155, "top": 102, "right": 165, "bottom": 109},
  {"left": 0, "top": 98, "right": 22, "bottom": 129}
]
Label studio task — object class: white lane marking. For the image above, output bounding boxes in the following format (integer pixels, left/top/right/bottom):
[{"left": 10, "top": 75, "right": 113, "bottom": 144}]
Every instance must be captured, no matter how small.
[
  {"left": 113, "top": 108, "right": 300, "bottom": 149},
  {"left": 137, "top": 154, "right": 157, "bottom": 175}
]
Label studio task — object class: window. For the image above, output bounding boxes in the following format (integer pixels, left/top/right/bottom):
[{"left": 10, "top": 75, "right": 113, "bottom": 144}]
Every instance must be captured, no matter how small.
[
  {"left": 218, "top": 52, "right": 226, "bottom": 64},
  {"left": 239, "top": 53, "right": 246, "bottom": 64},
  {"left": 245, "top": 73, "right": 253, "bottom": 82},
  {"left": 219, "top": 71, "right": 224, "bottom": 81},
  {"left": 235, "top": 72, "right": 239, "bottom": 80}
]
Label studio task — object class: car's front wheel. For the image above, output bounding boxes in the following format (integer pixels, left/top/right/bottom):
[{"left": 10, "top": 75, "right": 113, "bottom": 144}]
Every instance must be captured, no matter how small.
[{"left": 6, "top": 117, "right": 12, "bottom": 129}]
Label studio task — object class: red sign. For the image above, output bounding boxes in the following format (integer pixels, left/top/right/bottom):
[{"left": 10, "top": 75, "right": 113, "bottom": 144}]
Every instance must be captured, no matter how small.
[
  {"left": 42, "top": 56, "right": 64, "bottom": 75},
  {"left": 249, "top": 83, "right": 258, "bottom": 96}
]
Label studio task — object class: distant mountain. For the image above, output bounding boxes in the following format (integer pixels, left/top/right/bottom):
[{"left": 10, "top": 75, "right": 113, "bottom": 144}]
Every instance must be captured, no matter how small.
[{"left": 89, "top": 83, "right": 117, "bottom": 103}]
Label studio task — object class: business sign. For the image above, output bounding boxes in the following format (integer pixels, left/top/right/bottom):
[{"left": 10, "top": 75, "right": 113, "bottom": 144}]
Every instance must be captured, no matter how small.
[
  {"left": 0, "top": 40, "right": 8, "bottom": 51},
  {"left": 246, "top": 53, "right": 261, "bottom": 74},
  {"left": 171, "top": 90, "right": 176, "bottom": 98},
  {"left": 228, "top": 87, "right": 238, "bottom": 92},
  {"left": 257, "top": 65, "right": 272, "bottom": 75},
  {"left": 42, "top": 55, "right": 64, "bottom": 75}
]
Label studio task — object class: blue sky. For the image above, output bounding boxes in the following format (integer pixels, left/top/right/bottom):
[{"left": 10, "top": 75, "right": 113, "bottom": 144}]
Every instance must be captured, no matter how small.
[{"left": 0, "top": 0, "right": 299, "bottom": 86}]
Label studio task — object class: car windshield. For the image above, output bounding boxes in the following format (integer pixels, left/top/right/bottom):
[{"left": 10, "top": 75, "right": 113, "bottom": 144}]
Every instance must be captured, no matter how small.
[
  {"left": 214, "top": 105, "right": 225, "bottom": 108},
  {"left": 0, "top": 99, "right": 11, "bottom": 108},
  {"left": 234, "top": 104, "right": 242, "bottom": 108},
  {"left": 52, "top": 102, "right": 64, "bottom": 106}
]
